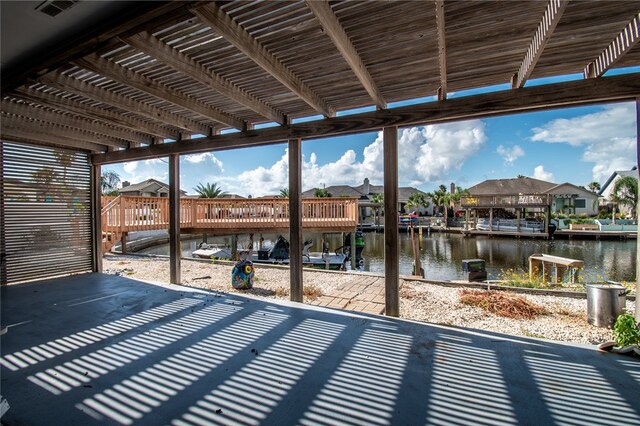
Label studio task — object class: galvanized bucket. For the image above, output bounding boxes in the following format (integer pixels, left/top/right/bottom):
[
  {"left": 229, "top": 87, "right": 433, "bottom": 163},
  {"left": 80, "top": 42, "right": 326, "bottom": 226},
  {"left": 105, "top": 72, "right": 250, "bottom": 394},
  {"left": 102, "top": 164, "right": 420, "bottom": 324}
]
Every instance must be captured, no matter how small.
[{"left": 585, "top": 283, "right": 628, "bottom": 328}]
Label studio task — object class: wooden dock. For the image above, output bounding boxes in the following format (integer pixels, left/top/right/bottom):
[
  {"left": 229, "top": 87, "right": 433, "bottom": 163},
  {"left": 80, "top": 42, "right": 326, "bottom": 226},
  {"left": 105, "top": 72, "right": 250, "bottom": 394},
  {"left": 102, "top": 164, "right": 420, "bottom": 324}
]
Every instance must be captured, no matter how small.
[{"left": 101, "top": 196, "right": 358, "bottom": 250}]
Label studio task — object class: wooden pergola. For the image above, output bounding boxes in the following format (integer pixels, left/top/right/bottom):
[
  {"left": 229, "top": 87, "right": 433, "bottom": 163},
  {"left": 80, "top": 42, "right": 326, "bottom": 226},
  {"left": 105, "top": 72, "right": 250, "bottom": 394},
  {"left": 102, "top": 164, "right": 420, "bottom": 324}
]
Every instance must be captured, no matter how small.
[{"left": 1, "top": 1, "right": 639, "bottom": 317}]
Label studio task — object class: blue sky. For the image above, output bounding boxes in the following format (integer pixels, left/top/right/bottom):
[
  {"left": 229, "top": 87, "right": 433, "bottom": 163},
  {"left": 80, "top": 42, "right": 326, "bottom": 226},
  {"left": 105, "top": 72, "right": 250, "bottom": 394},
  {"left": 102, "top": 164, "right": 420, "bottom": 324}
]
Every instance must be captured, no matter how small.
[{"left": 106, "top": 73, "right": 638, "bottom": 197}]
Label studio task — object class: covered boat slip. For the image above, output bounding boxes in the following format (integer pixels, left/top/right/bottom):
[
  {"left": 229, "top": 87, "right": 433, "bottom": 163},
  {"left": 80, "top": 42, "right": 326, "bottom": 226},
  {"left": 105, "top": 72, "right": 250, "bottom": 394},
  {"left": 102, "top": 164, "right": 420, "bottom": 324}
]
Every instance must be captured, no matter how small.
[{"left": 2, "top": 274, "right": 640, "bottom": 425}]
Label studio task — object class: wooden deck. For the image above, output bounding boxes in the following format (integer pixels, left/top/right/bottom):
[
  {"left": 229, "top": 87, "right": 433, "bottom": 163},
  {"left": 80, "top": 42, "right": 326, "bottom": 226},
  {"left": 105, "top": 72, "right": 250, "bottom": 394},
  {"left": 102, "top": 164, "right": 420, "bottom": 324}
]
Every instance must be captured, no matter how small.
[{"left": 101, "top": 196, "right": 358, "bottom": 248}]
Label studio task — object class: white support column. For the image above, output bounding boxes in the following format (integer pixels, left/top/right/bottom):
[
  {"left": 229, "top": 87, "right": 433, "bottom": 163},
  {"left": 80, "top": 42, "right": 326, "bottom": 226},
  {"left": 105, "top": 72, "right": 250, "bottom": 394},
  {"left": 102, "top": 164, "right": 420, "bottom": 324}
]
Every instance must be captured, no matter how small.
[
  {"left": 289, "top": 138, "right": 303, "bottom": 302},
  {"left": 383, "top": 126, "right": 399, "bottom": 317},
  {"left": 169, "top": 154, "right": 181, "bottom": 284}
]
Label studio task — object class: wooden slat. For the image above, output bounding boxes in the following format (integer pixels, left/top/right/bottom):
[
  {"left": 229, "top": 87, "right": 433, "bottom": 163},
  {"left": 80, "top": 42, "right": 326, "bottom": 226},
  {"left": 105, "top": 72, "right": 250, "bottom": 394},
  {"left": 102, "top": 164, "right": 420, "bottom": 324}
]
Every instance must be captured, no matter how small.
[
  {"left": 92, "top": 72, "right": 640, "bottom": 164},
  {"left": 435, "top": 0, "right": 448, "bottom": 100},
  {"left": 75, "top": 54, "right": 246, "bottom": 130},
  {"left": 39, "top": 71, "right": 211, "bottom": 135},
  {"left": 584, "top": 12, "right": 640, "bottom": 78},
  {"left": 12, "top": 87, "right": 179, "bottom": 140},
  {"left": 0, "top": 128, "right": 106, "bottom": 153},
  {"left": 289, "top": 138, "right": 303, "bottom": 303},
  {"left": 306, "top": 1, "right": 386, "bottom": 109},
  {"left": 192, "top": 2, "right": 336, "bottom": 118},
  {"left": 124, "top": 32, "right": 286, "bottom": 125},
  {"left": 91, "top": 164, "right": 103, "bottom": 273},
  {"left": 513, "top": 0, "right": 568, "bottom": 88},
  {"left": 1, "top": 114, "right": 123, "bottom": 150},
  {"left": 1, "top": 100, "right": 148, "bottom": 146}
]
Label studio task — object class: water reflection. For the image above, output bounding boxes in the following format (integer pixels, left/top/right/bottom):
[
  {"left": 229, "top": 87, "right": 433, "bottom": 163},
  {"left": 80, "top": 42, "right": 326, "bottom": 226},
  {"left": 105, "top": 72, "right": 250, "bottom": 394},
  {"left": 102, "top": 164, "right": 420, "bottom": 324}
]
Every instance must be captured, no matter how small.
[{"left": 139, "top": 231, "right": 636, "bottom": 282}]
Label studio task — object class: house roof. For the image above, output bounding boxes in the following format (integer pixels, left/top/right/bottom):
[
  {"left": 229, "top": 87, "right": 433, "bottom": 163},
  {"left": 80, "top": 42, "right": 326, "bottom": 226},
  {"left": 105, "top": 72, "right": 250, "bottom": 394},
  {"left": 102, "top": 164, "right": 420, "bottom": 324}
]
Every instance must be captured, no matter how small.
[
  {"left": 468, "top": 177, "right": 556, "bottom": 195},
  {"left": 598, "top": 168, "right": 639, "bottom": 196},
  {"left": 302, "top": 182, "right": 429, "bottom": 203},
  {"left": 119, "top": 178, "right": 187, "bottom": 195},
  {"left": 544, "top": 183, "right": 598, "bottom": 198}
]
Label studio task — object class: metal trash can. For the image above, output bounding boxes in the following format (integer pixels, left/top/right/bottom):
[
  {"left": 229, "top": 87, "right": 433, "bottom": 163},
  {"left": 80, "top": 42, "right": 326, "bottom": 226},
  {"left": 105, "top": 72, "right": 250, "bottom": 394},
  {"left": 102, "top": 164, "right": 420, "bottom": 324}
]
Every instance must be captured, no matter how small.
[
  {"left": 462, "top": 259, "right": 487, "bottom": 282},
  {"left": 585, "top": 283, "right": 627, "bottom": 327}
]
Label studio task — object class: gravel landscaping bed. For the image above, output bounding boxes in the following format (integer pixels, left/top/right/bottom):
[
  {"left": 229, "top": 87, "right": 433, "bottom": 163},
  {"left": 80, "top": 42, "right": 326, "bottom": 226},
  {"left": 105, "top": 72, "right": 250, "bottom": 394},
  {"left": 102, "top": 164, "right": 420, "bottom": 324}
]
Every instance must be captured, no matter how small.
[{"left": 103, "top": 254, "right": 633, "bottom": 345}]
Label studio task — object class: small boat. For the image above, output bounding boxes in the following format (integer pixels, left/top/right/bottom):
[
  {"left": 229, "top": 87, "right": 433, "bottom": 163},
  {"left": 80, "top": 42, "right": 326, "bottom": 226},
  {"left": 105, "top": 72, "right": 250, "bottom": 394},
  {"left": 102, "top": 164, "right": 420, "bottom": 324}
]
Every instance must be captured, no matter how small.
[
  {"left": 192, "top": 236, "right": 351, "bottom": 270},
  {"left": 399, "top": 213, "right": 419, "bottom": 226}
]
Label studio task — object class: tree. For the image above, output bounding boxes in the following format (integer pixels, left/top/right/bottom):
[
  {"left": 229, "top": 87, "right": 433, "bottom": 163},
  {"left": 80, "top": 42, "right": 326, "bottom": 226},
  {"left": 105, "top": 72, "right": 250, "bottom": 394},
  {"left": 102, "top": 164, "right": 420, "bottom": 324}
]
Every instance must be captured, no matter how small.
[
  {"left": 588, "top": 181, "right": 601, "bottom": 192},
  {"left": 427, "top": 185, "right": 449, "bottom": 227},
  {"left": 371, "top": 193, "right": 384, "bottom": 226},
  {"left": 278, "top": 188, "right": 289, "bottom": 198},
  {"left": 314, "top": 187, "right": 331, "bottom": 197},
  {"left": 405, "top": 193, "right": 429, "bottom": 212},
  {"left": 32, "top": 167, "right": 58, "bottom": 202},
  {"left": 194, "top": 182, "right": 228, "bottom": 198},
  {"left": 101, "top": 170, "right": 121, "bottom": 196},
  {"left": 611, "top": 176, "right": 638, "bottom": 218}
]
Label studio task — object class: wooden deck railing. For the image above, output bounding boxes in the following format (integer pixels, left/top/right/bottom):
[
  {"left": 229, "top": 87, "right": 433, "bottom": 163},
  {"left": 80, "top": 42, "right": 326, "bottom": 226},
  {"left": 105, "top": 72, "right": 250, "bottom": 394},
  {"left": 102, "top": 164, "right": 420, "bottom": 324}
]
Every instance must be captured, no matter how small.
[
  {"left": 461, "top": 194, "right": 551, "bottom": 208},
  {"left": 101, "top": 196, "right": 358, "bottom": 235}
]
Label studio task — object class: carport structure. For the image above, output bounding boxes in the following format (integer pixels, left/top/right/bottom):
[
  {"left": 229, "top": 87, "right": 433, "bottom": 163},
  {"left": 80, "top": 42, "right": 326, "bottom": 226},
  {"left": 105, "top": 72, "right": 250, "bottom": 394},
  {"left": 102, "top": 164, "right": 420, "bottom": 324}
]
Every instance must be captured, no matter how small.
[{"left": 1, "top": 0, "right": 640, "bottom": 422}]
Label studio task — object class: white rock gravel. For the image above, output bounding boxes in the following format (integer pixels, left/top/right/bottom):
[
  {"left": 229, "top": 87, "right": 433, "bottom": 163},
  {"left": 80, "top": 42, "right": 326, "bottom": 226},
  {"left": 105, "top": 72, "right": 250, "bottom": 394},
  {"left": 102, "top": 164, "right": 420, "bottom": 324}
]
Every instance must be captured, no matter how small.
[{"left": 103, "top": 254, "right": 632, "bottom": 345}]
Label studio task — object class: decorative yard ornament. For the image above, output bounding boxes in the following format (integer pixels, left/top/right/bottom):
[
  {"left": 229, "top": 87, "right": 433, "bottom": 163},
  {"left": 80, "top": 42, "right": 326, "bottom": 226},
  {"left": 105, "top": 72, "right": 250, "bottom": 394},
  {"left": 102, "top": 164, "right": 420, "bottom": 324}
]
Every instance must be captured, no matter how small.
[{"left": 231, "top": 260, "right": 254, "bottom": 289}]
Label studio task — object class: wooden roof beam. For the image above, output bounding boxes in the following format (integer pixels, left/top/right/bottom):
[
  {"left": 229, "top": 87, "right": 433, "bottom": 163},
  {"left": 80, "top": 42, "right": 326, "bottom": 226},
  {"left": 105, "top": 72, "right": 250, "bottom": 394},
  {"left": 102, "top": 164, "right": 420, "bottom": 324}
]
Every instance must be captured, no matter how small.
[
  {"left": 435, "top": 0, "right": 447, "bottom": 100},
  {"left": 38, "top": 71, "right": 211, "bottom": 136},
  {"left": 584, "top": 12, "right": 640, "bottom": 79},
  {"left": 192, "top": 3, "right": 335, "bottom": 118},
  {"left": 1, "top": 100, "right": 150, "bottom": 146},
  {"left": 512, "top": 0, "right": 568, "bottom": 89},
  {"left": 92, "top": 72, "right": 640, "bottom": 165},
  {"left": 75, "top": 54, "right": 246, "bottom": 130},
  {"left": 123, "top": 32, "right": 287, "bottom": 125},
  {"left": 306, "top": 1, "right": 386, "bottom": 109},
  {"left": 1, "top": 116, "right": 111, "bottom": 152},
  {"left": 14, "top": 87, "right": 179, "bottom": 140}
]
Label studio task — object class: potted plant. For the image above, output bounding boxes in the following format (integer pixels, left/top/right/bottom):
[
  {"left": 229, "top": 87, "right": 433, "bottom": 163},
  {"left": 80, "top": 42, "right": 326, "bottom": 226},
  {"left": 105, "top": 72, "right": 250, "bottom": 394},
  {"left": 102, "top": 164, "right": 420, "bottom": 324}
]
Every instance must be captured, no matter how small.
[{"left": 600, "top": 312, "right": 640, "bottom": 355}]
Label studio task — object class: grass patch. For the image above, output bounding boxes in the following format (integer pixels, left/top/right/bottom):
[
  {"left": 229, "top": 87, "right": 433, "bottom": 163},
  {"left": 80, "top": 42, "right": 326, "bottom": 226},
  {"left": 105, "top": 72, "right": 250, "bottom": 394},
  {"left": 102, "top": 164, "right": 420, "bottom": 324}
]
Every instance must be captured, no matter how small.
[
  {"left": 459, "top": 289, "right": 546, "bottom": 320},
  {"left": 303, "top": 285, "right": 323, "bottom": 300},
  {"left": 274, "top": 288, "right": 289, "bottom": 298}
]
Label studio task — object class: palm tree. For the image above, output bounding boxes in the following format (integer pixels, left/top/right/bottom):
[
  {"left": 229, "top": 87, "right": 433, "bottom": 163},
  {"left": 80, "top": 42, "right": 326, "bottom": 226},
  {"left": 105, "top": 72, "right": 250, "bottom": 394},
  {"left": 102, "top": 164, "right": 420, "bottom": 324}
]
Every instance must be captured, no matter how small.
[
  {"left": 194, "top": 182, "right": 228, "bottom": 198},
  {"left": 32, "top": 167, "right": 58, "bottom": 202},
  {"left": 278, "top": 188, "right": 289, "bottom": 198},
  {"left": 314, "top": 187, "right": 331, "bottom": 197},
  {"left": 405, "top": 193, "right": 429, "bottom": 212},
  {"left": 371, "top": 193, "right": 384, "bottom": 226},
  {"left": 588, "top": 181, "right": 601, "bottom": 192},
  {"left": 101, "top": 170, "right": 121, "bottom": 195},
  {"left": 611, "top": 176, "right": 638, "bottom": 218},
  {"left": 427, "top": 185, "right": 449, "bottom": 225}
]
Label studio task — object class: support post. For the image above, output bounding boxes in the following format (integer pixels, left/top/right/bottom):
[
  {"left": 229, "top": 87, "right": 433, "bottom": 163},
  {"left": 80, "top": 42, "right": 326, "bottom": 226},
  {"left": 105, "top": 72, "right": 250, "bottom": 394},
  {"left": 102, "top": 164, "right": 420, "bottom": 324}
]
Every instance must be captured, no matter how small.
[
  {"left": 636, "top": 98, "right": 640, "bottom": 321},
  {"left": 383, "top": 126, "right": 399, "bottom": 317},
  {"left": 289, "top": 138, "right": 303, "bottom": 302},
  {"left": 231, "top": 234, "right": 238, "bottom": 260},
  {"left": 350, "top": 231, "right": 356, "bottom": 270},
  {"left": 91, "top": 163, "right": 102, "bottom": 273},
  {"left": 517, "top": 208, "right": 521, "bottom": 233},
  {"left": 169, "top": 153, "right": 181, "bottom": 284},
  {"left": 0, "top": 142, "right": 6, "bottom": 284},
  {"left": 121, "top": 232, "right": 127, "bottom": 254},
  {"left": 489, "top": 208, "right": 493, "bottom": 231}
]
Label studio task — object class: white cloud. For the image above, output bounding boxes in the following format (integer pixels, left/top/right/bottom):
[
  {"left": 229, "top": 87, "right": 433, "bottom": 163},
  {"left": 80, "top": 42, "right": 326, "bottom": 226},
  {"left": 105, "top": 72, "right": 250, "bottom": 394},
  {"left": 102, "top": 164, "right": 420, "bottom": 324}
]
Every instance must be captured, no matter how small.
[
  {"left": 496, "top": 144, "right": 524, "bottom": 165},
  {"left": 200, "top": 120, "right": 487, "bottom": 196},
  {"left": 531, "top": 102, "right": 636, "bottom": 182},
  {"left": 533, "top": 165, "right": 555, "bottom": 182},
  {"left": 183, "top": 153, "right": 224, "bottom": 171},
  {"left": 123, "top": 162, "right": 137, "bottom": 174},
  {"left": 531, "top": 103, "right": 635, "bottom": 147}
]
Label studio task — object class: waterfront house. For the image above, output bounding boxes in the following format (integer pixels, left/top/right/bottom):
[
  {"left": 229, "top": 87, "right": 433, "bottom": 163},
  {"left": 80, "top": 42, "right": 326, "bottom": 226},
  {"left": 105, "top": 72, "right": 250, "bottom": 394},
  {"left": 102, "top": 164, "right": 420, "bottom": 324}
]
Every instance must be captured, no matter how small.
[
  {"left": 598, "top": 167, "right": 638, "bottom": 215},
  {"left": 301, "top": 178, "right": 433, "bottom": 220},
  {"left": 468, "top": 177, "right": 598, "bottom": 216},
  {"left": 118, "top": 179, "right": 187, "bottom": 198}
]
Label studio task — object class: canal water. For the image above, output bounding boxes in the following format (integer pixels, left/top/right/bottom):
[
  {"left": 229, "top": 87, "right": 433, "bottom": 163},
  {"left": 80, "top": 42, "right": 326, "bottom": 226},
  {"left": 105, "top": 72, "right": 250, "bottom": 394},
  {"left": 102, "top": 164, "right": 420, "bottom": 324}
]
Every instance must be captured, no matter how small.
[{"left": 139, "top": 231, "right": 637, "bottom": 283}]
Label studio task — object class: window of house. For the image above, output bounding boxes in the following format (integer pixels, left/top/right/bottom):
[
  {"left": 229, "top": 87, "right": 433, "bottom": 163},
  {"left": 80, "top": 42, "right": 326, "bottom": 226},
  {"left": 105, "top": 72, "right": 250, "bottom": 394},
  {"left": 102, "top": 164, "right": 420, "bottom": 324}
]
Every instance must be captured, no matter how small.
[{"left": 575, "top": 199, "right": 586, "bottom": 209}]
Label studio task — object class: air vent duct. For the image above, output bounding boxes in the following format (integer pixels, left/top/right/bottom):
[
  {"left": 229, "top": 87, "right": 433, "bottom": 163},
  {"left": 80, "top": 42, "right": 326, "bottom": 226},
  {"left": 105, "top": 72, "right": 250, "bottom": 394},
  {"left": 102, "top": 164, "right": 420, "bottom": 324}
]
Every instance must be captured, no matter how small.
[{"left": 35, "top": 1, "right": 78, "bottom": 18}]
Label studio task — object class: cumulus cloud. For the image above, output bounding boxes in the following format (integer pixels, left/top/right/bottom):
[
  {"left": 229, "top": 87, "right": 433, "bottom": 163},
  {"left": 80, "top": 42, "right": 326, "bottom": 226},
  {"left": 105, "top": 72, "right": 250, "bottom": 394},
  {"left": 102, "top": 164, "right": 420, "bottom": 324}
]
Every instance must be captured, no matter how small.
[
  {"left": 123, "top": 162, "right": 137, "bottom": 174},
  {"left": 183, "top": 153, "right": 224, "bottom": 171},
  {"left": 531, "top": 102, "right": 636, "bottom": 181},
  {"left": 496, "top": 145, "right": 524, "bottom": 165},
  {"left": 533, "top": 165, "right": 555, "bottom": 182}
]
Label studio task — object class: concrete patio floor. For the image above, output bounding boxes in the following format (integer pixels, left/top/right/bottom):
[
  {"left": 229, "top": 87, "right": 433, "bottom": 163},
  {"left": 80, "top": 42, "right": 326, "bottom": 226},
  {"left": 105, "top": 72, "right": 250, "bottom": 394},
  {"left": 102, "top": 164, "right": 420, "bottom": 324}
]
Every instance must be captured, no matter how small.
[{"left": 1, "top": 274, "right": 639, "bottom": 425}]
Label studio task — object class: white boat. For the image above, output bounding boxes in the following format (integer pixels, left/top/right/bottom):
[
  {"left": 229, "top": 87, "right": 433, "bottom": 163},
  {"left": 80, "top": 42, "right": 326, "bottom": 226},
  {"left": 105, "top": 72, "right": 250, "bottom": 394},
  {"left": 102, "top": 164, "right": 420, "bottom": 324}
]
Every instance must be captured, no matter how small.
[{"left": 192, "top": 236, "right": 348, "bottom": 270}]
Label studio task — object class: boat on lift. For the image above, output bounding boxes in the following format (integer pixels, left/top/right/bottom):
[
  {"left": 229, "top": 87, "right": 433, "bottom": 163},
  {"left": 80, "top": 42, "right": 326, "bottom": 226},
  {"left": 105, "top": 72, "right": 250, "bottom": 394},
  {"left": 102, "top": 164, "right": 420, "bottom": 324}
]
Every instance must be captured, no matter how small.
[{"left": 192, "top": 235, "right": 351, "bottom": 270}]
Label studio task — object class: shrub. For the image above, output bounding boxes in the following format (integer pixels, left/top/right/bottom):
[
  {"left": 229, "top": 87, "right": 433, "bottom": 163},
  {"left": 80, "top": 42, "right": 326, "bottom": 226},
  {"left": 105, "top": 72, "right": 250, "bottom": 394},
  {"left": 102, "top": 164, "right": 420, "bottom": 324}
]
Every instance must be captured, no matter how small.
[
  {"left": 303, "top": 285, "right": 323, "bottom": 300},
  {"left": 613, "top": 313, "right": 640, "bottom": 347}
]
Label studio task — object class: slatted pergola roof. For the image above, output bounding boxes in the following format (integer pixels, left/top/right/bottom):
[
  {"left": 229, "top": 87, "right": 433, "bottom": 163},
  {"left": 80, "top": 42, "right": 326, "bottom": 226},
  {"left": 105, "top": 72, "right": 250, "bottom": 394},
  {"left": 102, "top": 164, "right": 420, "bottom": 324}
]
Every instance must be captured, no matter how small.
[{"left": 1, "top": 0, "right": 639, "bottom": 163}]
